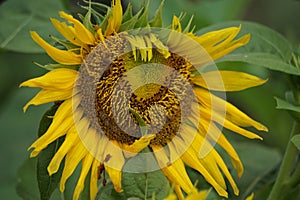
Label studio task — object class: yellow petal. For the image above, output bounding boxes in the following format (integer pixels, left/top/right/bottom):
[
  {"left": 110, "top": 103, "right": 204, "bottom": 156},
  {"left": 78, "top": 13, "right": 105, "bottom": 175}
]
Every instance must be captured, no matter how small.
[
  {"left": 193, "top": 87, "right": 268, "bottom": 132},
  {"left": 28, "top": 99, "right": 73, "bottom": 157},
  {"left": 246, "top": 193, "right": 255, "bottom": 200},
  {"left": 48, "top": 126, "right": 80, "bottom": 175},
  {"left": 152, "top": 145, "right": 194, "bottom": 194},
  {"left": 121, "top": 134, "right": 155, "bottom": 157},
  {"left": 211, "top": 34, "right": 250, "bottom": 60},
  {"left": 104, "top": 141, "right": 124, "bottom": 192},
  {"left": 60, "top": 141, "right": 89, "bottom": 192},
  {"left": 163, "top": 193, "right": 177, "bottom": 200},
  {"left": 172, "top": 16, "right": 182, "bottom": 32},
  {"left": 105, "top": 0, "right": 123, "bottom": 36},
  {"left": 50, "top": 18, "right": 83, "bottom": 46},
  {"left": 90, "top": 159, "right": 101, "bottom": 200},
  {"left": 59, "top": 11, "right": 95, "bottom": 45},
  {"left": 73, "top": 154, "right": 94, "bottom": 200},
  {"left": 186, "top": 189, "right": 208, "bottom": 200},
  {"left": 172, "top": 136, "right": 228, "bottom": 198},
  {"left": 23, "top": 88, "right": 73, "bottom": 112},
  {"left": 193, "top": 26, "right": 241, "bottom": 47},
  {"left": 174, "top": 185, "right": 185, "bottom": 200},
  {"left": 30, "top": 31, "right": 82, "bottom": 65},
  {"left": 20, "top": 68, "right": 77, "bottom": 90},
  {"left": 197, "top": 119, "right": 244, "bottom": 177},
  {"left": 192, "top": 71, "right": 267, "bottom": 92}
]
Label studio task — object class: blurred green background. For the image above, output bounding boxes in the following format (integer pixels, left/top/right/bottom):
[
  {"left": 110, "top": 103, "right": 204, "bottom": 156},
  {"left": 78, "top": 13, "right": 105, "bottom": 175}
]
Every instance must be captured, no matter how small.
[{"left": 0, "top": 0, "right": 299, "bottom": 199}]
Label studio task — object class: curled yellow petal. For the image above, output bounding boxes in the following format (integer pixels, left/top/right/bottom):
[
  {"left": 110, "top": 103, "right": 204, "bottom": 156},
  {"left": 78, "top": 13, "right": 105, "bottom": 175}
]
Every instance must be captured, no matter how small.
[
  {"left": 90, "top": 159, "right": 101, "bottom": 200},
  {"left": 104, "top": 141, "right": 124, "bottom": 192},
  {"left": 122, "top": 134, "right": 155, "bottom": 157},
  {"left": 23, "top": 88, "right": 73, "bottom": 112},
  {"left": 30, "top": 31, "right": 82, "bottom": 65},
  {"left": 172, "top": 16, "right": 182, "bottom": 32},
  {"left": 73, "top": 154, "right": 94, "bottom": 200},
  {"left": 20, "top": 68, "right": 77, "bottom": 90},
  {"left": 50, "top": 18, "right": 83, "bottom": 46},
  {"left": 105, "top": 0, "right": 123, "bottom": 36},
  {"left": 192, "top": 71, "right": 267, "bottom": 92},
  {"left": 246, "top": 193, "right": 255, "bottom": 200},
  {"left": 59, "top": 11, "right": 95, "bottom": 45}
]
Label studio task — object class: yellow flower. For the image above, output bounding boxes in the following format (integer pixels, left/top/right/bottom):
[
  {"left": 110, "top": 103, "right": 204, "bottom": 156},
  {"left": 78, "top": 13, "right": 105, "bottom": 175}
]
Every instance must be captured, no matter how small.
[{"left": 21, "top": 1, "right": 267, "bottom": 200}]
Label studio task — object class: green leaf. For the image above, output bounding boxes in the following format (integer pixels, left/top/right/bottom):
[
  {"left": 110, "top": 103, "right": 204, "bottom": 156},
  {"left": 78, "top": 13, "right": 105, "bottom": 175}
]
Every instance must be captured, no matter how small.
[
  {"left": 134, "top": 1, "right": 150, "bottom": 28},
  {"left": 215, "top": 53, "right": 300, "bottom": 75},
  {"left": 197, "top": 21, "right": 293, "bottom": 62},
  {"left": 227, "top": 142, "right": 281, "bottom": 200},
  {"left": 122, "top": 3, "right": 133, "bottom": 23},
  {"left": 291, "top": 135, "right": 300, "bottom": 150},
  {"left": 34, "top": 62, "right": 80, "bottom": 71},
  {"left": 274, "top": 97, "right": 300, "bottom": 112},
  {"left": 36, "top": 105, "right": 65, "bottom": 200},
  {"left": 149, "top": 0, "right": 164, "bottom": 27},
  {"left": 122, "top": 170, "right": 169, "bottom": 199},
  {"left": 16, "top": 158, "right": 40, "bottom": 200},
  {"left": 128, "top": 0, "right": 252, "bottom": 28},
  {"left": 0, "top": 0, "right": 65, "bottom": 53}
]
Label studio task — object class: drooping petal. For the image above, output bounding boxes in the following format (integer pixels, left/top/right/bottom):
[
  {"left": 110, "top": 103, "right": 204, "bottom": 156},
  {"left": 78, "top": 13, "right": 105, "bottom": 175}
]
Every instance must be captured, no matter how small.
[
  {"left": 193, "top": 26, "right": 241, "bottom": 47},
  {"left": 23, "top": 88, "right": 73, "bottom": 112},
  {"left": 193, "top": 87, "right": 268, "bottom": 131},
  {"left": 104, "top": 141, "right": 124, "bottom": 192},
  {"left": 90, "top": 159, "right": 101, "bottom": 200},
  {"left": 171, "top": 16, "right": 182, "bottom": 32},
  {"left": 28, "top": 99, "right": 73, "bottom": 157},
  {"left": 48, "top": 126, "right": 80, "bottom": 175},
  {"left": 30, "top": 31, "right": 82, "bottom": 65},
  {"left": 60, "top": 141, "right": 89, "bottom": 192},
  {"left": 104, "top": 0, "right": 123, "bottom": 36},
  {"left": 192, "top": 71, "right": 267, "bottom": 92},
  {"left": 50, "top": 18, "right": 83, "bottom": 46},
  {"left": 171, "top": 135, "right": 228, "bottom": 198},
  {"left": 210, "top": 34, "right": 250, "bottom": 60},
  {"left": 20, "top": 68, "right": 77, "bottom": 90},
  {"left": 121, "top": 134, "right": 155, "bottom": 157},
  {"left": 195, "top": 118, "right": 244, "bottom": 177},
  {"left": 152, "top": 145, "right": 194, "bottom": 194},
  {"left": 73, "top": 154, "right": 94, "bottom": 200},
  {"left": 186, "top": 189, "right": 208, "bottom": 200},
  {"left": 59, "top": 11, "right": 95, "bottom": 45}
]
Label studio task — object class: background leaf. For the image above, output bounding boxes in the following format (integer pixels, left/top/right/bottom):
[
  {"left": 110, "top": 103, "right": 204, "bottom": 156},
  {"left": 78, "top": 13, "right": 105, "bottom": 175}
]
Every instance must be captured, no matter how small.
[
  {"left": 0, "top": 0, "right": 65, "bottom": 53},
  {"left": 291, "top": 135, "right": 300, "bottom": 150},
  {"left": 36, "top": 105, "right": 65, "bottom": 200},
  {"left": 275, "top": 97, "right": 300, "bottom": 112},
  {"left": 127, "top": 0, "right": 252, "bottom": 28},
  {"left": 16, "top": 158, "right": 39, "bottom": 200}
]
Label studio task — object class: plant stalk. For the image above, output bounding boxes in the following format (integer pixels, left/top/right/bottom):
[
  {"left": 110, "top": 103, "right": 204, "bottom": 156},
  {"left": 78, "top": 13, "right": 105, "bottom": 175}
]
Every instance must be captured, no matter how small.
[{"left": 267, "top": 121, "right": 299, "bottom": 200}]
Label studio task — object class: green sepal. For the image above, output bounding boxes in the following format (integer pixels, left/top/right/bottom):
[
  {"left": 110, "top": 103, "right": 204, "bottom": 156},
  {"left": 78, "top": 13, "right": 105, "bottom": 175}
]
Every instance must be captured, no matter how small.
[
  {"left": 291, "top": 135, "right": 300, "bottom": 150},
  {"left": 183, "top": 15, "right": 195, "bottom": 33},
  {"left": 122, "top": 3, "right": 133, "bottom": 23},
  {"left": 50, "top": 35, "right": 78, "bottom": 50},
  {"left": 34, "top": 62, "right": 80, "bottom": 71},
  {"left": 149, "top": 0, "right": 164, "bottom": 27},
  {"left": 129, "top": 108, "right": 147, "bottom": 136},
  {"left": 36, "top": 104, "right": 65, "bottom": 200},
  {"left": 119, "top": 8, "right": 143, "bottom": 32},
  {"left": 134, "top": 1, "right": 150, "bottom": 28}
]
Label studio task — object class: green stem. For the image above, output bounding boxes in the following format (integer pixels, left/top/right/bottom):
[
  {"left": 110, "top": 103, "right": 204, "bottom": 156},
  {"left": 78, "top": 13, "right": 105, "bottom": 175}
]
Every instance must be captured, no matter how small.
[
  {"left": 267, "top": 122, "right": 299, "bottom": 200},
  {"left": 287, "top": 163, "right": 300, "bottom": 188}
]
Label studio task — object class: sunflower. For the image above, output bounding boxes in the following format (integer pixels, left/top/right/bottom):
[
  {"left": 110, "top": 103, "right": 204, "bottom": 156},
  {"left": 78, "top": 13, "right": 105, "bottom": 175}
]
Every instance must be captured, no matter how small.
[{"left": 21, "top": 0, "right": 268, "bottom": 199}]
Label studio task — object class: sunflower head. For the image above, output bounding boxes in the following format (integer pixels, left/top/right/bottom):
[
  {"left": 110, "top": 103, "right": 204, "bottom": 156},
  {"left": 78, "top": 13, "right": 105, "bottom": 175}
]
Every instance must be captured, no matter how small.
[{"left": 21, "top": 1, "right": 267, "bottom": 199}]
